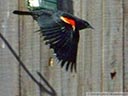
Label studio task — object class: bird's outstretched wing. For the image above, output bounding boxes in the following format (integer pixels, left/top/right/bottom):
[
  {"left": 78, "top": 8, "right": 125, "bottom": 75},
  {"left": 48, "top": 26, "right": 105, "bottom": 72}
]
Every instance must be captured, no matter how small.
[
  {"left": 13, "top": 10, "right": 79, "bottom": 72},
  {"left": 38, "top": 15, "right": 79, "bottom": 72}
]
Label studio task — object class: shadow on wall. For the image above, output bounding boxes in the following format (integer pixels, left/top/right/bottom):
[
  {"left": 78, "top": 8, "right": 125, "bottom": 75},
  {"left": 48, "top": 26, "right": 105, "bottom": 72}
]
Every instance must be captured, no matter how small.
[{"left": 57, "top": 0, "right": 73, "bottom": 14}]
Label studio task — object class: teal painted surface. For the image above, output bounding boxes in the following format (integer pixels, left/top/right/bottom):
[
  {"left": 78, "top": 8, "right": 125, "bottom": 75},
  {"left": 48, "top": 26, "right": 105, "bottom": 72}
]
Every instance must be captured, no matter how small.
[{"left": 26, "top": 0, "right": 57, "bottom": 11}]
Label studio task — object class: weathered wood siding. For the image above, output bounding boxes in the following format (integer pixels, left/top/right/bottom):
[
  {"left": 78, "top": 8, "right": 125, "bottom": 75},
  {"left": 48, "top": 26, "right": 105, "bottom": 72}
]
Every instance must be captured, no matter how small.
[
  {"left": 0, "top": 0, "right": 127, "bottom": 96},
  {"left": 124, "top": 0, "right": 128, "bottom": 92},
  {"left": 0, "top": 0, "right": 19, "bottom": 96}
]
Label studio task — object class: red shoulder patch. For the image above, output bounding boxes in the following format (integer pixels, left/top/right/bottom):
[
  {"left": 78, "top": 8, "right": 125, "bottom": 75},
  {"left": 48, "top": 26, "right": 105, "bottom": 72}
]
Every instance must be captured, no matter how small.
[{"left": 60, "top": 16, "right": 76, "bottom": 30}]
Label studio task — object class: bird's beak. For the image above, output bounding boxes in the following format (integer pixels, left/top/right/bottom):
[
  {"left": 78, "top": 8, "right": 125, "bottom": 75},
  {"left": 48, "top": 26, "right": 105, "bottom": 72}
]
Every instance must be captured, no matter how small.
[{"left": 89, "top": 25, "right": 94, "bottom": 29}]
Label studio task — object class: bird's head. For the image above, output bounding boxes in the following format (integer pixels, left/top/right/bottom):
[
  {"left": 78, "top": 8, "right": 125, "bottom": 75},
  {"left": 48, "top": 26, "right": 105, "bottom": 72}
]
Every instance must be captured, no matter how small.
[{"left": 77, "top": 20, "right": 93, "bottom": 30}]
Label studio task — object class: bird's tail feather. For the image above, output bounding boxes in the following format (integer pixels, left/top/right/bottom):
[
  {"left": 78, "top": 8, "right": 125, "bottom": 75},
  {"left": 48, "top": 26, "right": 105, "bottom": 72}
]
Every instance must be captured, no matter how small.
[{"left": 13, "top": 10, "right": 32, "bottom": 15}]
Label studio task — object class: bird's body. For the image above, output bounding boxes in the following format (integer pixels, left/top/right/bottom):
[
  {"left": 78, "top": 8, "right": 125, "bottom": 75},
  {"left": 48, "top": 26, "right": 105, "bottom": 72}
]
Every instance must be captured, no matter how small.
[{"left": 13, "top": 9, "right": 93, "bottom": 72}]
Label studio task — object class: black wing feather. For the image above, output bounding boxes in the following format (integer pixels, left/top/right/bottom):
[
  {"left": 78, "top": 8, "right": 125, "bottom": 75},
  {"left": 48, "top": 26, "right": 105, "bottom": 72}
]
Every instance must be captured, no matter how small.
[
  {"left": 40, "top": 22, "right": 79, "bottom": 72},
  {"left": 33, "top": 11, "right": 79, "bottom": 71}
]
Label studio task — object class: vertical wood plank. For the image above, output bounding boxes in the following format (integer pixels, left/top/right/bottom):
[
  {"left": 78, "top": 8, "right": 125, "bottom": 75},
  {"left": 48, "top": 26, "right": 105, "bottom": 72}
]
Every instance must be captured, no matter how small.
[
  {"left": 83, "top": 0, "right": 103, "bottom": 92},
  {"left": 73, "top": 0, "right": 88, "bottom": 95},
  {"left": 88, "top": 0, "right": 103, "bottom": 92},
  {"left": 19, "top": 17, "right": 41, "bottom": 96},
  {"left": 73, "top": 0, "right": 103, "bottom": 94},
  {"left": 102, "top": 0, "right": 123, "bottom": 91},
  {"left": 123, "top": 0, "right": 128, "bottom": 92},
  {"left": 18, "top": 0, "right": 41, "bottom": 96},
  {"left": 0, "top": 0, "right": 19, "bottom": 96}
]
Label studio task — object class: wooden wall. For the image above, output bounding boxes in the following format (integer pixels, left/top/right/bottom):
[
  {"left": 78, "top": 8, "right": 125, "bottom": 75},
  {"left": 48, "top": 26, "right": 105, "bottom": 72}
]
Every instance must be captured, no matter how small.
[{"left": 0, "top": 0, "right": 128, "bottom": 96}]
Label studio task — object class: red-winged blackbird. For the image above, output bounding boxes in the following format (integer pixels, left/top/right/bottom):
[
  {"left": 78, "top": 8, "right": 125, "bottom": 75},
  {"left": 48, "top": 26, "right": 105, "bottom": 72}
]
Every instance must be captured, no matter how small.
[{"left": 13, "top": 9, "right": 93, "bottom": 72}]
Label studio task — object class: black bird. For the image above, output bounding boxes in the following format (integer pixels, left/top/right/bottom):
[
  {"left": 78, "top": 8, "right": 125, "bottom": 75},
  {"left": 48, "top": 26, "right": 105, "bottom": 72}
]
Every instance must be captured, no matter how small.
[{"left": 13, "top": 9, "right": 93, "bottom": 72}]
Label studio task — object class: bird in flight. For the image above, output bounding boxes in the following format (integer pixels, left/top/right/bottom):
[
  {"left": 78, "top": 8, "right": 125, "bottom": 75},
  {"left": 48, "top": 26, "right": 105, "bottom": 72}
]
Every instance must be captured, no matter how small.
[{"left": 13, "top": 9, "right": 93, "bottom": 72}]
